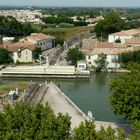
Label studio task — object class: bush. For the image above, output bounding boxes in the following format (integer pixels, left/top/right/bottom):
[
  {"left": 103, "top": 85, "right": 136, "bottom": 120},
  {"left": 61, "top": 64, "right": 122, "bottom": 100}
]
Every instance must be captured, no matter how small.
[
  {"left": 42, "top": 28, "right": 66, "bottom": 35},
  {"left": 59, "top": 23, "right": 74, "bottom": 27}
]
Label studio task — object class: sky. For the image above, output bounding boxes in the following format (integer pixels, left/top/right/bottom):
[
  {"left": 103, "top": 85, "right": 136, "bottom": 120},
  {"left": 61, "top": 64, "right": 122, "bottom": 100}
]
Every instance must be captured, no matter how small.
[{"left": 0, "top": 0, "right": 140, "bottom": 7}]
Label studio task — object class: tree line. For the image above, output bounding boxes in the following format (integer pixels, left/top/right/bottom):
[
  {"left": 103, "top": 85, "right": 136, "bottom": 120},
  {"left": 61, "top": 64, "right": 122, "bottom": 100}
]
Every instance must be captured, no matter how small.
[
  {"left": 42, "top": 16, "right": 88, "bottom": 26},
  {"left": 0, "top": 16, "right": 32, "bottom": 37},
  {"left": 0, "top": 103, "right": 127, "bottom": 140},
  {"left": 94, "top": 12, "right": 140, "bottom": 39},
  {"left": 109, "top": 51, "right": 140, "bottom": 139}
]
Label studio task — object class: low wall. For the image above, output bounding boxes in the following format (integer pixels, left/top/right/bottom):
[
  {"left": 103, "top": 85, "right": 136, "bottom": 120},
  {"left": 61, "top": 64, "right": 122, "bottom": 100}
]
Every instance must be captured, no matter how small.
[
  {"left": 52, "top": 82, "right": 131, "bottom": 133},
  {"left": 52, "top": 83, "right": 88, "bottom": 119}
]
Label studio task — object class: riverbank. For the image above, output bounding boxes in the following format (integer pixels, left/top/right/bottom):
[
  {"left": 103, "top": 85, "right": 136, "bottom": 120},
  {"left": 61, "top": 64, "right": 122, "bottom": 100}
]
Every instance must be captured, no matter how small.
[{"left": 43, "top": 82, "right": 131, "bottom": 133}]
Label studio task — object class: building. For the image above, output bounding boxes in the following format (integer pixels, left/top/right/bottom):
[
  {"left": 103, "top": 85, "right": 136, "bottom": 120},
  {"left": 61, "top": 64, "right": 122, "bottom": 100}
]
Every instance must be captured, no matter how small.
[
  {"left": 81, "top": 39, "right": 129, "bottom": 68},
  {"left": 81, "top": 29, "right": 140, "bottom": 69},
  {"left": 77, "top": 60, "right": 87, "bottom": 70},
  {"left": 21, "top": 33, "right": 55, "bottom": 51},
  {"left": 108, "top": 29, "right": 140, "bottom": 43},
  {"left": 6, "top": 42, "right": 35, "bottom": 63},
  {"left": 3, "top": 33, "right": 55, "bottom": 63}
]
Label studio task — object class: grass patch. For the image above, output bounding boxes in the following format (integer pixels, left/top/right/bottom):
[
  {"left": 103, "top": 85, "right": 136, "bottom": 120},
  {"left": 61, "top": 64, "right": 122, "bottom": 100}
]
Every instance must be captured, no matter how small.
[
  {"left": 0, "top": 82, "right": 29, "bottom": 96},
  {"left": 42, "top": 26, "right": 94, "bottom": 40}
]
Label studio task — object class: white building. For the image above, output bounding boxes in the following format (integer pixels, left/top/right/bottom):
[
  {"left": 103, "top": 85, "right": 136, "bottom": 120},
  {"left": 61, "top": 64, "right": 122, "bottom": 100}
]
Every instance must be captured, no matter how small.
[
  {"left": 77, "top": 60, "right": 87, "bottom": 70},
  {"left": 108, "top": 29, "right": 140, "bottom": 43},
  {"left": 81, "top": 40, "right": 129, "bottom": 68},
  {"left": 4, "top": 33, "right": 55, "bottom": 63},
  {"left": 7, "top": 42, "right": 35, "bottom": 63}
]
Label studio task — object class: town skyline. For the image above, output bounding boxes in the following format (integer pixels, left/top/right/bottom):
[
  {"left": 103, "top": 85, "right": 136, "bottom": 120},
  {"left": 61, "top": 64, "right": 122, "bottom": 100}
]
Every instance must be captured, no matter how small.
[{"left": 0, "top": 0, "right": 140, "bottom": 7}]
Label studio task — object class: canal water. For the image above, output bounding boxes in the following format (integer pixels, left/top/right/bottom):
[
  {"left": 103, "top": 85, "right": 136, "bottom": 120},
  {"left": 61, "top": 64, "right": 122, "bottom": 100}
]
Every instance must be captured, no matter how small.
[{"left": 0, "top": 73, "right": 127, "bottom": 123}]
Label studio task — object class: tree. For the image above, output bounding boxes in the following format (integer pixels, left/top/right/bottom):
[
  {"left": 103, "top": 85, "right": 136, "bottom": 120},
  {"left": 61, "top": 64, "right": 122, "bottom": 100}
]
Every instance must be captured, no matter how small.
[
  {"left": 94, "top": 53, "right": 107, "bottom": 72},
  {"left": 66, "top": 48, "right": 85, "bottom": 65},
  {"left": 109, "top": 63, "right": 140, "bottom": 121},
  {"left": 74, "top": 120, "right": 96, "bottom": 140},
  {"left": 119, "top": 51, "right": 140, "bottom": 67},
  {"left": 0, "top": 103, "right": 71, "bottom": 139},
  {"left": 0, "top": 48, "right": 13, "bottom": 64},
  {"left": 115, "top": 39, "right": 121, "bottom": 43},
  {"left": 94, "top": 12, "right": 123, "bottom": 38},
  {"left": 55, "top": 37, "right": 64, "bottom": 47},
  {"left": 34, "top": 47, "right": 42, "bottom": 60},
  {"left": 74, "top": 120, "right": 126, "bottom": 140},
  {"left": 0, "top": 16, "right": 32, "bottom": 37}
]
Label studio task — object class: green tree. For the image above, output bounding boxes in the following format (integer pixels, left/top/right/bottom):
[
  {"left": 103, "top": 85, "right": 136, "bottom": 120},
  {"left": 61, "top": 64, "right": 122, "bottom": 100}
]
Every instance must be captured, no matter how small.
[
  {"left": 94, "top": 53, "right": 107, "bottom": 72},
  {"left": 109, "top": 63, "right": 140, "bottom": 121},
  {"left": 34, "top": 47, "right": 42, "bottom": 60},
  {"left": 0, "top": 16, "right": 32, "bottom": 37},
  {"left": 74, "top": 120, "right": 96, "bottom": 140},
  {"left": 129, "top": 120, "right": 140, "bottom": 139},
  {"left": 94, "top": 12, "right": 123, "bottom": 38},
  {"left": 119, "top": 51, "right": 140, "bottom": 67},
  {"left": 0, "top": 103, "right": 71, "bottom": 140},
  {"left": 55, "top": 37, "right": 64, "bottom": 46},
  {"left": 74, "top": 121, "right": 126, "bottom": 140},
  {"left": 0, "top": 48, "right": 13, "bottom": 64},
  {"left": 66, "top": 48, "right": 85, "bottom": 65}
]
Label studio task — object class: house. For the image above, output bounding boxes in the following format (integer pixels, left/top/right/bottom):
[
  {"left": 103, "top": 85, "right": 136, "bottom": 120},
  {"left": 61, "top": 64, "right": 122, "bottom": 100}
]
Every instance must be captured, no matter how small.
[
  {"left": 21, "top": 33, "right": 55, "bottom": 51},
  {"left": 81, "top": 39, "right": 129, "bottom": 68},
  {"left": 108, "top": 29, "right": 140, "bottom": 43},
  {"left": 6, "top": 42, "right": 35, "bottom": 63}
]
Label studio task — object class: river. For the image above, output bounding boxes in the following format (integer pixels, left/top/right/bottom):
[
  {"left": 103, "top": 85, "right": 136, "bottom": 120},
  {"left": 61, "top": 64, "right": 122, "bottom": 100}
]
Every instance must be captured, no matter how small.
[{"left": 0, "top": 72, "right": 127, "bottom": 124}]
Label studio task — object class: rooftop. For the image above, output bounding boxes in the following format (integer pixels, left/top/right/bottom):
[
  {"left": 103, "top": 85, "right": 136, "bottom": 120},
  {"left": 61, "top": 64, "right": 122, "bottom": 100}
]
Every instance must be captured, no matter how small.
[
  {"left": 91, "top": 48, "right": 129, "bottom": 55},
  {"left": 81, "top": 41, "right": 128, "bottom": 55},
  {"left": 109, "top": 29, "right": 140, "bottom": 36},
  {"left": 97, "top": 42, "right": 126, "bottom": 48},
  {"left": 125, "top": 37, "right": 140, "bottom": 44},
  {"left": 27, "top": 33, "right": 55, "bottom": 42},
  {"left": 6, "top": 42, "right": 35, "bottom": 52}
]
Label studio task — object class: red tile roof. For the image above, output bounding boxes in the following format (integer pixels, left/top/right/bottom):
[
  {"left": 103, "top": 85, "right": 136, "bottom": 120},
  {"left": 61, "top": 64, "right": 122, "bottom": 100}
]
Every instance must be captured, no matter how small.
[
  {"left": 110, "top": 29, "right": 140, "bottom": 36},
  {"left": 6, "top": 42, "right": 35, "bottom": 52},
  {"left": 27, "top": 33, "right": 55, "bottom": 42},
  {"left": 125, "top": 37, "right": 140, "bottom": 44}
]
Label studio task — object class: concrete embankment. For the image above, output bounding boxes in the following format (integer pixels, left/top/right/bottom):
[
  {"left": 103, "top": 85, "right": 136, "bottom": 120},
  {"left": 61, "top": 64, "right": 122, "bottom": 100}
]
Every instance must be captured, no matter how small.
[
  {"left": 1, "top": 65, "right": 90, "bottom": 79},
  {"left": 42, "top": 82, "right": 131, "bottom": 133},
  {"left": 42, "top": 82, "right": 85, "bottom": 129}
]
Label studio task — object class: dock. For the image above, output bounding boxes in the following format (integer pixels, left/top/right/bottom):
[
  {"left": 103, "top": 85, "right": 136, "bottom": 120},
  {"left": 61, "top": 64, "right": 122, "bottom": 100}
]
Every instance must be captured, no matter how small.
[{"left": 1, "top": 65, "right": 90, "bottom": 79}]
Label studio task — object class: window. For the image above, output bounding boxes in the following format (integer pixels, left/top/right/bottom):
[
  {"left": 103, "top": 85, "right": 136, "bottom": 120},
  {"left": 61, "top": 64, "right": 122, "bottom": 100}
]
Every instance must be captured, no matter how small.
[
  {"left": 88, "top": 62, "right": 91, "bottom": 64},
  {"left": 88, "top": 55, "right": 91, "bottom": 59},
  {"left": 127, "top": 45, "right": 132, "bottom": 47},
  {"left": 26, "top": 50, "right": 28, "bottom": 55}
]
